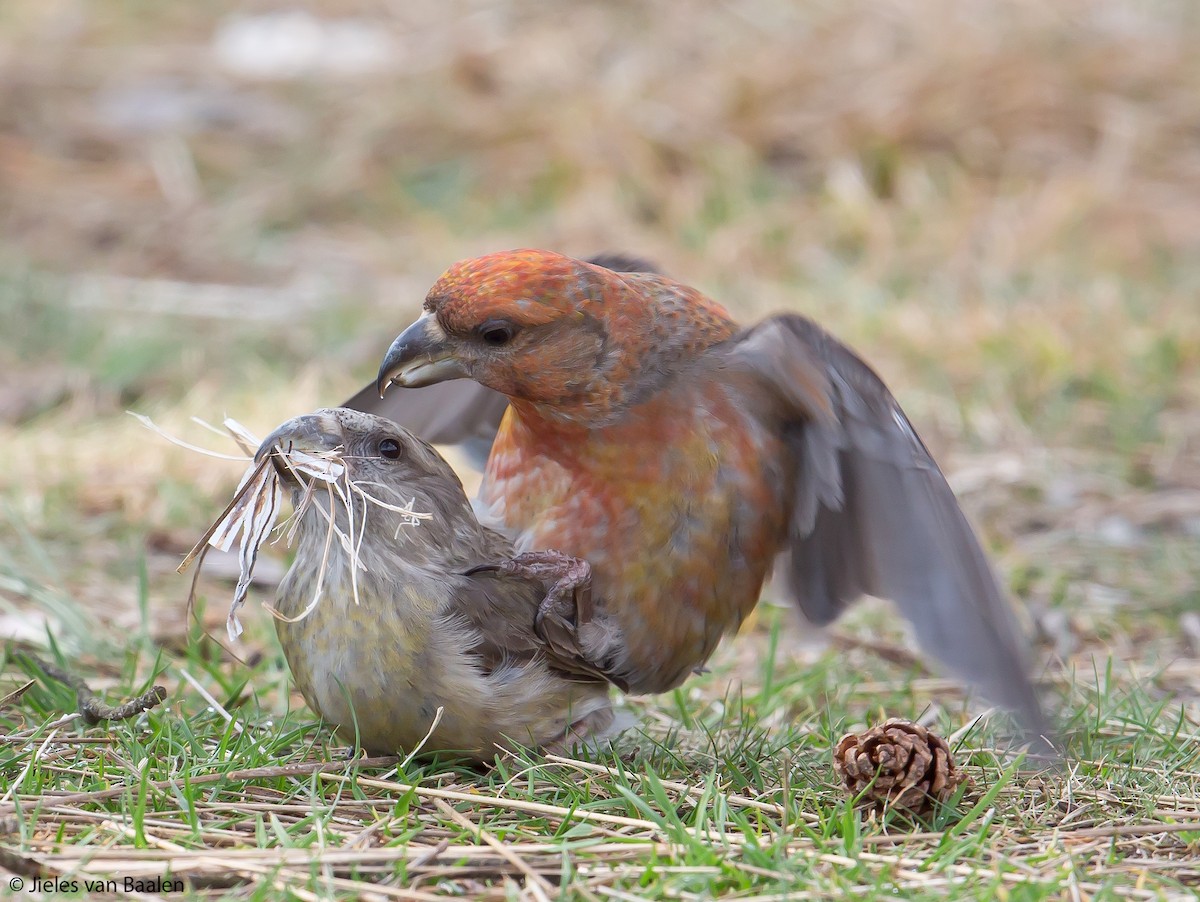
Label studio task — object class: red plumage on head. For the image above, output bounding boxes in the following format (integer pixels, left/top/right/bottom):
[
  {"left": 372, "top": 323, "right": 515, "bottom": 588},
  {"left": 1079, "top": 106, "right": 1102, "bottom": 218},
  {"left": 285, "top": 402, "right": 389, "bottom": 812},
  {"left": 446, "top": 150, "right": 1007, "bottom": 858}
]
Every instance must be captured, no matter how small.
[
  {"left": 427, "top": 249, "right": 601, "bottom": 331},
  {"left": 422, "top": 249, "right": 737, "bottom": 420}
]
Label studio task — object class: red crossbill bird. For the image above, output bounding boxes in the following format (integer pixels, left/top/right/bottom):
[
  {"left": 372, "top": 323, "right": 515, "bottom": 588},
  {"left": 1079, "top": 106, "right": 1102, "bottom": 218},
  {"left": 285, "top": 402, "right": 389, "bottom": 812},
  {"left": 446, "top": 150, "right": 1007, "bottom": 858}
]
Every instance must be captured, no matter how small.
[
  {"left": 257, "top": 407, "right": 623, "bottom": 759},
  {"left": 360, "top": 250, "right": 1047, "bottom": 736}
]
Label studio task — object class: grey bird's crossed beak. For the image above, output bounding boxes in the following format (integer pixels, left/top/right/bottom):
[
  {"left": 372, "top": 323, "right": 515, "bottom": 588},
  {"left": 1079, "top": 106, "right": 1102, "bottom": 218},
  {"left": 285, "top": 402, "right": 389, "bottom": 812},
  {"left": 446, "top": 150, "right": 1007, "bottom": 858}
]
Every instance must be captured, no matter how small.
[
  {"left": 255, "top": 411, "right": 343, "bottom": 464},
  {"left": 253, "top": 411, "right": 349, "bottom": 488},
  {"left": 376, "top": 312, "right": 469, "bottom": 398}
]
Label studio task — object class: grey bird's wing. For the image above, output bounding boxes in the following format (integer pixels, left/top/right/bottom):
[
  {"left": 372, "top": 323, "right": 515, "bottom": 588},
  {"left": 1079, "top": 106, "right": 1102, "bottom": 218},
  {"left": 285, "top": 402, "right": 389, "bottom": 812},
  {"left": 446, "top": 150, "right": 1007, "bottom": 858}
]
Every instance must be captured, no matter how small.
[
  {"left": 719, "top": 314, "right": 1049, "bottom": 739},
  {"left": 453, "top": 568, "right": 621, "bottom": 687},
  {"left": 343, "top": 253, "right": 663, "bottom": 466}
]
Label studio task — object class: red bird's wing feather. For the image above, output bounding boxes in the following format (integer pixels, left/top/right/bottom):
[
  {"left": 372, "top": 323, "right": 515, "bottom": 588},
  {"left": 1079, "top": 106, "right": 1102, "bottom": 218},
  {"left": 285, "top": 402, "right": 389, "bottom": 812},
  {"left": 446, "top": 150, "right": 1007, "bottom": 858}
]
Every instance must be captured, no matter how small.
[
  {"left": 720, "top": 314, "right": 1049, "bottom": 739},
  {"left": 343, "top": 378, "right": 508, "bottom": 467}
]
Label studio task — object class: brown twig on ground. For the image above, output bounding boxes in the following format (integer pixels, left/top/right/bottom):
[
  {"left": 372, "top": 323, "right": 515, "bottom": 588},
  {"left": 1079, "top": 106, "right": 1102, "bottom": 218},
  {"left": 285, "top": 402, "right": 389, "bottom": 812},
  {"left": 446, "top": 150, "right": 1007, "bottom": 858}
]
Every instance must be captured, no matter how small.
[
  {"left": 827, "top": 631, "right": 928, "bottom": 672},
  {"left": 20, "top": 655, "right": 167, "bottom": 725},
  {"left": 0, "top": 679, "right": 36, "bottom": 709}
]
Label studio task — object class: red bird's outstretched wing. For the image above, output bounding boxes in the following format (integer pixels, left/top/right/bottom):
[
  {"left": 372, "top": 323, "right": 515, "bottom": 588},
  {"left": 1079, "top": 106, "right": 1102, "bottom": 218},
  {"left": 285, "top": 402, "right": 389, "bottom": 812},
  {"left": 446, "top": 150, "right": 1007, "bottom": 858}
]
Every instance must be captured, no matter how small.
[{"left": 720, "top": 314, "right": 1048, "bottom": 737}]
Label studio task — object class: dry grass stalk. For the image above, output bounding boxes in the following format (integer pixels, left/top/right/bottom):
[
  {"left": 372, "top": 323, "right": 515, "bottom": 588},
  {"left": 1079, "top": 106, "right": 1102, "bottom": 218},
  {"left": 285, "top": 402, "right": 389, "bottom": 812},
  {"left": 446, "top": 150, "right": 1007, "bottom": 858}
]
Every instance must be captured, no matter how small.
[{"left": 134, "top": 413, "right": 432, "bottom": 640}]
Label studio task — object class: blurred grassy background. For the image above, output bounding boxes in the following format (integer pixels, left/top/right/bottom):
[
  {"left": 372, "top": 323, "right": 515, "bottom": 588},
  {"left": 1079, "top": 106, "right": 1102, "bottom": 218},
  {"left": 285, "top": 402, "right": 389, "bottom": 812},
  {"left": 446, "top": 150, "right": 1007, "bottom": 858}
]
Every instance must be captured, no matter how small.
[{"left": 0, "top": 0, "right": 1197, "bottom": 702}]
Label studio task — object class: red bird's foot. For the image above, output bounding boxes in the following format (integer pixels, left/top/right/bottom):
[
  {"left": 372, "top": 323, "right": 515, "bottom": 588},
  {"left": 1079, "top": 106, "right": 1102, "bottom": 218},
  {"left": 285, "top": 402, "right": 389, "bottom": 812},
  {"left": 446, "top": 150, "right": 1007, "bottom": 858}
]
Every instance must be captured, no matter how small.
[
  {"left": 472, "top": 550, "right": 594, "bottom": 634},
  {"left": 528, "top": 551, "right": 594, "bottom": 636}
]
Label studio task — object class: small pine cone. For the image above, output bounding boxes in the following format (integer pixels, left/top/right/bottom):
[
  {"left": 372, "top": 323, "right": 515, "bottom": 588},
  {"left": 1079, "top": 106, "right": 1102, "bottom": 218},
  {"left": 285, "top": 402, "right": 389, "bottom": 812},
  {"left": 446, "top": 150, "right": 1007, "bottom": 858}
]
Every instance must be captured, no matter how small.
[{"left": 833, "top": 718, "right": 966, "bottom": 812}]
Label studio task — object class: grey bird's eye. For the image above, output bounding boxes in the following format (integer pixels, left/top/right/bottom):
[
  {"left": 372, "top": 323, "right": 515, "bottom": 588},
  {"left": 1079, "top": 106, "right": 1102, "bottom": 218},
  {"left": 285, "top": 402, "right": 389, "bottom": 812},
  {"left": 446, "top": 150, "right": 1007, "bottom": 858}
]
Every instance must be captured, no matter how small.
[
  {"left": 378, "top": 438, "right": 403, "bottom": 460},
  {"left": 478, "top": 321, "right": 515, "bottom": 346}
]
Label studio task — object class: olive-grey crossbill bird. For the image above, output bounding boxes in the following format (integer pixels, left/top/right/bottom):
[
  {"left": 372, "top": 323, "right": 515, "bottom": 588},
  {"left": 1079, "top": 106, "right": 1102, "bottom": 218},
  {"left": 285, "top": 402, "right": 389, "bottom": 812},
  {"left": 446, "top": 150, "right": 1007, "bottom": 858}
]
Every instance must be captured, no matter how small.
[
  {"left": 256, "top": 407, "right": 624, "bottom": 760},
  {"left": 360, "top": 249, "right": 1049, "bottom": 739}
]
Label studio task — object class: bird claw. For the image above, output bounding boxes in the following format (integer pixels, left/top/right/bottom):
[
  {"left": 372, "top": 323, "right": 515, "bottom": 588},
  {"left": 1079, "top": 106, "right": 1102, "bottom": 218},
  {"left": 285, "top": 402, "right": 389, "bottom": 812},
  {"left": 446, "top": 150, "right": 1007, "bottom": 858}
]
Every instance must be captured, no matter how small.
[
  {"left": 473, "top": 550, "right": 595, "bottom": 635},
  {"left": 463, "top": 562, "right": 506, "bottom": 577}
]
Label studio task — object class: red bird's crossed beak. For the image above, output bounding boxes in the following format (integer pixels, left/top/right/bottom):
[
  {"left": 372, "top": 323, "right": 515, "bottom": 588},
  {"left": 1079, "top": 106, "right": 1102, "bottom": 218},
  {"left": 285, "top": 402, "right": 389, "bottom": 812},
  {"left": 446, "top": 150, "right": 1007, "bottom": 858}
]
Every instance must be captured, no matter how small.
[{"left": 376, "top": 312, "right": 469, "bottom": 397}]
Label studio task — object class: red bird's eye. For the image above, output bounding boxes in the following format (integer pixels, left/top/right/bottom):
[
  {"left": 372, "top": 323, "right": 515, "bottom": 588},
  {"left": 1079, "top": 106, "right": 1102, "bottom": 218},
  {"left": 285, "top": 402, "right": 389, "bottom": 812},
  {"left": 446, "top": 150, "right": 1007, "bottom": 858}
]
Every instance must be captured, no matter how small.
[
  {"left": 478, "top": 321, "right": 515, "bottom": 346},
  {"left": 378, "top": 438, "right": 403, "bottom": 459}
]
